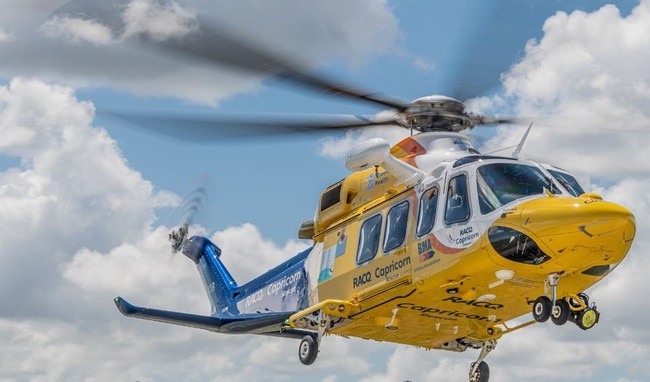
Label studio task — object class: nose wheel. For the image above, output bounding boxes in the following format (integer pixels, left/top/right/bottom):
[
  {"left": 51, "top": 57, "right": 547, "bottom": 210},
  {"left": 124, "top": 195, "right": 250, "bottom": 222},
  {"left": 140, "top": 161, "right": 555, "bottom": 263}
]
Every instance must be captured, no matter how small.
[
  {"left": 531, "top": 274, "right": 599, "bottom": 330},
  {"left": 550, "top": 298, "right": 571, "bottom": 325},
  {"left": 532, "top": 296, "right": 552, "bottom": 322}
]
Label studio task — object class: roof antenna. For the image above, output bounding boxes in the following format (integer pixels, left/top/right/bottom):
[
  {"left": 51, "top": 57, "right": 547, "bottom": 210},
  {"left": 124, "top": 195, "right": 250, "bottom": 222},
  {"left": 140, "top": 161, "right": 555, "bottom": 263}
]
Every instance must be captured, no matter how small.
[{"left": 512, "top": 122, "right": 534, "bottom": 159}]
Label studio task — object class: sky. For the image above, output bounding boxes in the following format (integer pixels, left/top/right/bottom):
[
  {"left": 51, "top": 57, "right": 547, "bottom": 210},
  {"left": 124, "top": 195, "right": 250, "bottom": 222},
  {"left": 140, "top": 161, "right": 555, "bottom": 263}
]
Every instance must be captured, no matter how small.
[{"left": 1, "top": 0, "right": 649, "bottom": 381}]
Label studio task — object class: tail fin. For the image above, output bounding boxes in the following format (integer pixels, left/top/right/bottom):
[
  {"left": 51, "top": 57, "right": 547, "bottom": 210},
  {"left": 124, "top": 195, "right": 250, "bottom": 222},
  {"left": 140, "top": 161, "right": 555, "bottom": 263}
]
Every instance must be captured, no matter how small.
[{"left": 181, "top": 236, "right": 238, "bottom": 316}]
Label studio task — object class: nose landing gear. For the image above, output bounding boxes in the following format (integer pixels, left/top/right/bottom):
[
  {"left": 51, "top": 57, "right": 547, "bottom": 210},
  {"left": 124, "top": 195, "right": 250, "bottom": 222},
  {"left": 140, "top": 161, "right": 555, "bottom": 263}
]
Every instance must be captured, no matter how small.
[{"left": 531, "top": 274, "right": 599, "bottom": 330}]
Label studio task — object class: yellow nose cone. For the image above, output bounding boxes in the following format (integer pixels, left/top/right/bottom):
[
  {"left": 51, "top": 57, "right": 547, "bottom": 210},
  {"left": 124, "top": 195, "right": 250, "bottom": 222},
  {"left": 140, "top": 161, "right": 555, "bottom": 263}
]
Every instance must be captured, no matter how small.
[
  {"left": 489, "top": 195, "right": 635, "bottom": 272},
  {"left": 518, "top": 196, "right": 635, "bottom": 238}
]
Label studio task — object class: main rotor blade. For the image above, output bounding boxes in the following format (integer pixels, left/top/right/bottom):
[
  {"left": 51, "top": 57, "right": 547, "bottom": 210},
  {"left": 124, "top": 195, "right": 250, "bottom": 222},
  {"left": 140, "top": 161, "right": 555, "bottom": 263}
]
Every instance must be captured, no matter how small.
[
  {"left": 103, "top": 111, "right": 403, "bottom": 141},
  {"left": 144, "top": 21, "right": 410, "bottom": 112}
]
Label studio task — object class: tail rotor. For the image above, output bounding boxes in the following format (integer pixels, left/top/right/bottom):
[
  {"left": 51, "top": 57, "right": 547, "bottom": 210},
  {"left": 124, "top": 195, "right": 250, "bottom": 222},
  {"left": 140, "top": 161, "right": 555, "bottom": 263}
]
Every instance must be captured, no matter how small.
[{"left": 166, "top": 176, "right": 211, "bottom": 254}]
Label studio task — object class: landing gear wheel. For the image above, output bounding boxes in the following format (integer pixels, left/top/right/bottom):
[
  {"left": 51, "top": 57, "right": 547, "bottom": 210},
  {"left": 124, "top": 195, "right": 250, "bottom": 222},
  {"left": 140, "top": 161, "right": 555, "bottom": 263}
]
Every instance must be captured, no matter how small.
[
  {"left": 469, "top": 361, "right": 490, "bottom": 382},
  {"left": 532, "top": 296, "right": 552, "bottom": 323},
  {"left": 576, "top": 308, "right": 600, "bottom": 330},
  {"left": 298, "top": 335, "right": 318, "bottom": 365},
  {"left": 551, "top": 299, "right": 570, "bottom": 326}
]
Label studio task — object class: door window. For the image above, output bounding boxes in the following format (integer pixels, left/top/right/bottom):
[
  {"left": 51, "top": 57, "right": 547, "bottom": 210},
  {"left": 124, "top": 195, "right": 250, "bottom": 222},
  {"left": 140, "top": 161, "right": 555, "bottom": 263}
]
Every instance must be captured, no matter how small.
[
  {"left": 445, "top": 174, "right": 470, "bottom": 224},
  {"left": 416, "top": 187, "right": 439, "bottom": 237},
  {"left": 383, "top": 201, "right": 409, "bottom": 253},
  {"left": 357, "top": 214, "right": 382, "bottom": 265}
]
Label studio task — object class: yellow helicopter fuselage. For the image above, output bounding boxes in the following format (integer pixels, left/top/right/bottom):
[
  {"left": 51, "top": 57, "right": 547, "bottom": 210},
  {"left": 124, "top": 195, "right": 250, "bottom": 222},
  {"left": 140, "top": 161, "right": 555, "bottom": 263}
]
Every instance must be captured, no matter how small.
[{"left": 292, "top": 134, "right": 635, "bottom": 350}]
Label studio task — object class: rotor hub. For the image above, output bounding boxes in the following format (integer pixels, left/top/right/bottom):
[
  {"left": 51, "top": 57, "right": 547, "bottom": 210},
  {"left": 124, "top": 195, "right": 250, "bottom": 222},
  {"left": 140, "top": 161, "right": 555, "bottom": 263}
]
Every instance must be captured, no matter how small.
[{"left": 406, "top": 95, "right": 472, "bottom": 133}]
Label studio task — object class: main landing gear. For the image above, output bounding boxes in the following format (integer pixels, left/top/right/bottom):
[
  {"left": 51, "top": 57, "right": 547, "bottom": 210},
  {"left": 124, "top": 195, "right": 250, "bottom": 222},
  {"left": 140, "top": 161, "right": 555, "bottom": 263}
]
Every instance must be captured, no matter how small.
[
  {"left": 468, "top": 340, "right": 496, "bottom": 382},
  {"left": 531, "top": 273, "right": 600, "bottom": 330},
  {"left": 298, "top": 335, "right": 318, "bottom": 365},
  {"left": 297, "top": 312, "right": 332, "bottom": 365}
]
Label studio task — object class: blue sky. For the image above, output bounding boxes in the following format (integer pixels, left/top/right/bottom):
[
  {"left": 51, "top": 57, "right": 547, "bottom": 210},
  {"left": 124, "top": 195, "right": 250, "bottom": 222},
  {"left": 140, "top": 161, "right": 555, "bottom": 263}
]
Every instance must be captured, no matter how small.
[{"left": 1, "top": 1, "right": 649, "bottom": 381}]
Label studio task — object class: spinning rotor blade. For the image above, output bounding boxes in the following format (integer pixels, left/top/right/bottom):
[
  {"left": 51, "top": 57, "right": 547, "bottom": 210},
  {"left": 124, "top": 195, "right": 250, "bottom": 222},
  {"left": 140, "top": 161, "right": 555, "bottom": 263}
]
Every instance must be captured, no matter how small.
[
  {"left": 145, "top": 21, "right": 410, "bottom": 112},
  {"left": 166, "top": 178, "right": 211, "bottom": 254},
  {"left": 469, "top": 114, "right": 523, "bottom": 126},
  {"left": 107, "top": 111, "right": 402, "bottom": 141},
  {"left": 167, "top": 179, "right": 210, "bottom": 228}
]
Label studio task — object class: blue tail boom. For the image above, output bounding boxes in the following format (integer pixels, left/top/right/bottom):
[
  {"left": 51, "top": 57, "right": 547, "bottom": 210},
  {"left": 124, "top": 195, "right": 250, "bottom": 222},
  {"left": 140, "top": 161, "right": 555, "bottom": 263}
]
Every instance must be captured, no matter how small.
[{"left": 114, "top": 235, "right": 313, "bottom": 338}]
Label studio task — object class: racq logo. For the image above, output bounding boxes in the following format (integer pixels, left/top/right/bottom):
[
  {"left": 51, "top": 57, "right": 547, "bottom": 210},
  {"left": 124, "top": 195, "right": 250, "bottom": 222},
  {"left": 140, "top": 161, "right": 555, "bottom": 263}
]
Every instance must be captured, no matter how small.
[
  {"left": 396, "top": 302, "right": 502, "bottom": 323},
  {"left": 442, "top": 296, "right": 504, "bottom": 310}
]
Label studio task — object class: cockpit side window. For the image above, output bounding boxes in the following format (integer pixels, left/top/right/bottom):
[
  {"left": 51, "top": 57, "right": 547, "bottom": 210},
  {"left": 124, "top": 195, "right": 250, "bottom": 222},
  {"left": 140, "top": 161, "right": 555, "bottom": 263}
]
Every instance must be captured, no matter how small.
[
  {"left": 383, "top": 201, "right": 409, "bottom": 253},
  {"left": 357, "top": 214, "right": 382, "bottom": 265},
  {"left": 416, "top": 187, "right": 439, "bottom": 237},
  {"left": 547, "top": 169, "right": 585, "bottom": 197},
  {"left": 445, "top": 174, "right": 470, "bottom": 224}
]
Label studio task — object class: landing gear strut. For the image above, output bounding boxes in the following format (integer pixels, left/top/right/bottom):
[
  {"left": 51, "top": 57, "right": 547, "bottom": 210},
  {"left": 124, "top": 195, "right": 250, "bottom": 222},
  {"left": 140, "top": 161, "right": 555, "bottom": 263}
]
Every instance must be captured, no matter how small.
[
  {"left": 468, "top": 340, "right": 496, "bottom": 382},
  {"left": 531, "top": 274, "right": 600, "bottom": 330}
]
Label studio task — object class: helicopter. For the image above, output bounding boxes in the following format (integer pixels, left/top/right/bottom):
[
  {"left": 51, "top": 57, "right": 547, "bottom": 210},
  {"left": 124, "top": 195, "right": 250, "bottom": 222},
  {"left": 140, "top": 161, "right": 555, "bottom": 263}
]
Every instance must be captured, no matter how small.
[{"left": 113, "top": 21, "right": 636, "bottom": 382}]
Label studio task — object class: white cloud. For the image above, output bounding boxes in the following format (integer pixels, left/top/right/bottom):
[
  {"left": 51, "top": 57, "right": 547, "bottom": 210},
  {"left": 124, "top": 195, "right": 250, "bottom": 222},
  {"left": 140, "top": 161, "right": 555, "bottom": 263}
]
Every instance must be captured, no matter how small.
[
  {"left": 0, "top": 77, "right": 337, "bottom": 381},
  {"left": 0, "top": 78, "right": 207, "bottom": 379},
  {"left": 318, "top": 111, "right": 409, "bottom": 159},
  {"left": 485, "top": 1, "right": 650, "bottom": 177},
  {"left": 211, "top": 223, "right": 310, "bottom": 283},
  {"left": 121, "top": 0, "right": 198, "bottom": 41},
  {"left": 413, "top": 56, "right": 435, "bottom": 73},
  {"left": 0, "top": 78, "right": 166, "bottom": 256},
  {"left": 63, "top": 226, "right": 206, "bottom": 310},
  {"left": 0, "top": 77, "right": 181, "bottom": 317},
  {"left": 0, "top": 27, "right": 14, "bottom": 42},
  {"left": 358, "top": 347, "right": 469, "bottom": 382},
  {"left": 40, "top": 15, "right": 115, "bottom": 45}
]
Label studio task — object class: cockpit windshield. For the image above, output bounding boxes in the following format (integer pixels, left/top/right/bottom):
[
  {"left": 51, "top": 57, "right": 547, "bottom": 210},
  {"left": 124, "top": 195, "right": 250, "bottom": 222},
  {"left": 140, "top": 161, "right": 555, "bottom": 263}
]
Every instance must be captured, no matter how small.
[{"left": 477, "top": 163, "right": 559, "bottom": 214}]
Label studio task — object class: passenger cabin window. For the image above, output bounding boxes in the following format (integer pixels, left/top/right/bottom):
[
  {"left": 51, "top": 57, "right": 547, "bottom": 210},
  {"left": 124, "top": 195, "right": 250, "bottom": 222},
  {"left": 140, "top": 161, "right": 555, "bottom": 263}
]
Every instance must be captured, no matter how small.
[
  {"left": 383, "top": 201, "right": 409, "bottom": 253},
  {"left": 417, "top": 187, "right": 439, "bottom": 237},
  {"left": 476, "top": 163, "right": 559, "bottom": 214},
  {"left": 357, "top": 214, "right": 382, "bottom": 265},
  {"left": 547, "top": 169, "right": 585, "bottom": 197},
  {"left": 445, "top": 174, "right": 470, "bottom": 224}
]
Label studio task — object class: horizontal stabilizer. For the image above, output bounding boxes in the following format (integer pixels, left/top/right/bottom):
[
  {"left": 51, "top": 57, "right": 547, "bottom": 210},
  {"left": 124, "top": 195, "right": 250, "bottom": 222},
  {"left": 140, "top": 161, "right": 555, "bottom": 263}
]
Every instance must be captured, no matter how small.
[{"left": 114, "top": 297, "right": 312, "bottom": 338}]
